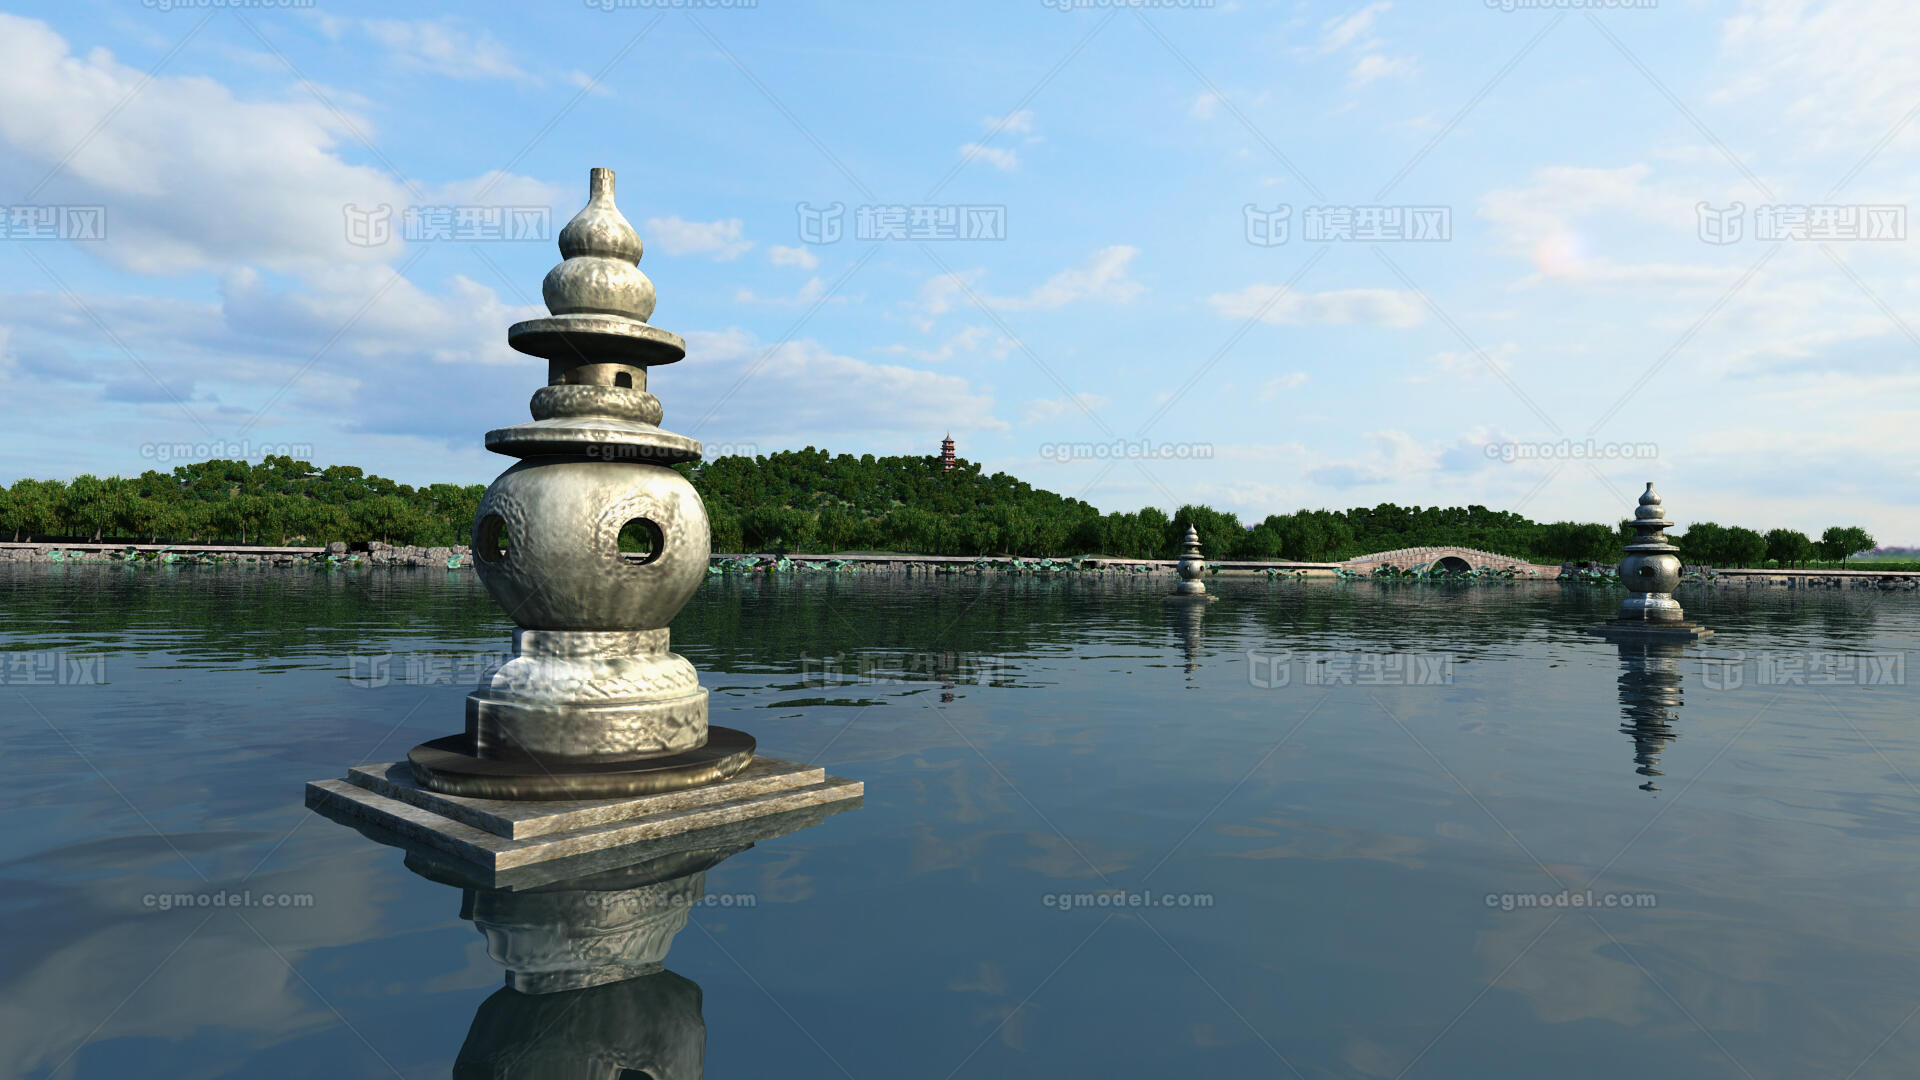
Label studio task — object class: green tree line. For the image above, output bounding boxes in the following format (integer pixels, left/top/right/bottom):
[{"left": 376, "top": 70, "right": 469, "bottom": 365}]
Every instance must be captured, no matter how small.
[
  {"left": 0, "top": 457, "right": 483, "bottom": 547},
  {"left": 0, "top": 451, "right": 1880, "bottom": 567}
]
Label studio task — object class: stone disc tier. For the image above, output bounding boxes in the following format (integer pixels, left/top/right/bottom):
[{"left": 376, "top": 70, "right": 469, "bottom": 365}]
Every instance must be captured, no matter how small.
[
  {"left": 508, "top": 313, "right": 686, "bottom": 367},
  {"left": 483, "top": 413, "right": 703, "bottom": 463}
]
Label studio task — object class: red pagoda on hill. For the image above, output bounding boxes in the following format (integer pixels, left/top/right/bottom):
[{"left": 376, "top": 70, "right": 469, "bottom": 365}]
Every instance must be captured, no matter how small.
[{"left": 940, "top": 433, "right": 955, "bottom": 472}]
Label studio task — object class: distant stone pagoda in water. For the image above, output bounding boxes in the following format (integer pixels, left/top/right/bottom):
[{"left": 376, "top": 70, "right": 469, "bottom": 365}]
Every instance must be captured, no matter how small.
[
  {"left": 308, "top": 167, "right": 862, "bottom": 868},
  {"left": 1588, "top": 483, "right": 1712, "bottom": 641},
  {"left": 1167, "top": 524, "right": 1216, "bottom": 602}
]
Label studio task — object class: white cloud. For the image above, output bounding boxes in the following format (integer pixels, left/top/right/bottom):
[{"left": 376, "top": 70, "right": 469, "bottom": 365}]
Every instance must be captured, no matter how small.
[
  {"left": 1007, "top": 246, "right": 1142, "bottom": 310},
  {"left": 1189, "top": 89, "right": 1272, "bottom": 120},
  {"left": 879, "top": 326, "right": 1015, "bottom": 365},
  {"left": 767, "top": 244, "right": 820, "bottom": 269},
  {"left": 1349, "top": 53, "right": 1416, "bottom": 87},
  {"left": 1476, "top": 164, "right": 1753, "bottom": 285},
  {"left": 222, "top": 266, "right": 540, "bottom": 368},
  {"left": 356, "top": 18, "right": 533, "bottom": 83},
  {"left": 1406, "top": 344, "right": 1517, "bottom": 384},
  {"left": 957, "top": 111, "right": 1038, "bottom": 173},
  {"left": 1317, "top": 2, "right": 1392, "bottom": 53},
  {"left": 1306, "top": 429, "right": 1436, "bottom": 487},
  {"left": 993, "top": 109, "right": 1037, "bottom": 136},
  {"left": 1306, "top": 4, "right": 1415, "bottom": 95},
  {"left": 1206, "top": 285, "right": 1425, "bottom": 327},
  {"left": 733, "top": 276, "right": 830, "bottom": 306},
  {"left": 1292, "top": 427, "right": 1556, "bottom": 489},
  {"left": 677, "top": 328, "right": 1008, "bottom": 442},
  {"left": 642, "top": 216, "right": 752, "bottom": 260},
  {"left": 418, "top": 170, "right": 568, "bottom": 214},
  {"left": 0, "top": 16, "right": 570, "bottom": 280},
  {"left": 959, "top": 143, "right": 1020, "bottom": 172},
  {"left": 0, "top": 265, "right": 547, "bottom": 444},
  {"left": 1256, "top": 372, "right": 1310, "bottom": 401},
  {"left": 916, "top": 274, "right": 972, "bottom": 320},
  {"left": 1022, "top": 393, "right": 1112, "bottom": 424},
  {"left": 566, "top": 70, "right": 614, "bottom": 97},
  {"left": 922, "top": 246, "right": 1144, "bottom": 317},
  {"left": 1479, "top": 164, "right": 1669, "bottom": 245},
  {"left": 1714, "top": 0, "right": 1920, "bottom": 154}
]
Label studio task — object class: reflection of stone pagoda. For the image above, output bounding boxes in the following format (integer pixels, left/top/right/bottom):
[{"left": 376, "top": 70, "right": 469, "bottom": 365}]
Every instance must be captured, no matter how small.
[
  {"left": 1174, "top": 595, "right": 1207, "bottom": 681},
  {"left": 1614, "top": 640, "right": 1685, "bottom": 792},
  {"left": 940, "top": 433, "right": 955, "bottom": 473},
  {"left": 307, "top": 795, "right": 859, "bottom": 1078}
]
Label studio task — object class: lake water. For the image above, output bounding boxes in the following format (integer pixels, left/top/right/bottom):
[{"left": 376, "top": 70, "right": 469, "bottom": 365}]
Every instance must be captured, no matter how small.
[{"left": 4, "top": 565, "right": 1919, "bottom": 1078}]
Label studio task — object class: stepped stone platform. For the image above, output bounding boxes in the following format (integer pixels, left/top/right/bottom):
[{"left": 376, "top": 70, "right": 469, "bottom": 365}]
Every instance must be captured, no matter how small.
[
  {"left": 329, "top": 794, "right": 860, "bottom": 892},
  {"left": 1586, "top": 619, "right": 1714, "bottom": 642},
  {"left": 306, "top": 755, "right": 861, "bottom": 873}
]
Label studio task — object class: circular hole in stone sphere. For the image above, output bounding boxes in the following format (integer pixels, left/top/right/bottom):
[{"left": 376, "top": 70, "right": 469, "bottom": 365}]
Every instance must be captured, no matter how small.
[
  {"left": 618, "top": 517, "right": 664, "bottom": 565},
  {"left": 476, "top": 514, "right": 510, "bottom": 564}
]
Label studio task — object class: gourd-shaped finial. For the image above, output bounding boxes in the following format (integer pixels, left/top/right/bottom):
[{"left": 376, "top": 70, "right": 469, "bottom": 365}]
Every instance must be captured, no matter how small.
[
  {"left": 1627, "top": 482, "right": 1674, "bottom": 546},
  {"left": 541, "top": 167, "right": 657, "bottom": 321},
  {"left": 1635, "top": 482, "right": 1664, "bottom": 519}
]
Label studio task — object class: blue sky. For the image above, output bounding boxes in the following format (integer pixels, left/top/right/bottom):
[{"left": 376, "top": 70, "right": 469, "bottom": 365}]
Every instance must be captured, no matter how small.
[{"left": 0, "top": 0, "right": 1914, "bottom": 540}]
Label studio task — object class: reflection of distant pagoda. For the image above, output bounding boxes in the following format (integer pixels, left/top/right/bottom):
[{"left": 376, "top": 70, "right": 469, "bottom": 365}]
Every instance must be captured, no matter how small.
[
  {"left": 1614, "top": 640, "right": 1686, "bottom": 792},
  {"left": 940, "top": 433, "right": 955, "bottom": 472},
  {"left": 1173, "top": 595, "right": 1207, "bottom": 682}
]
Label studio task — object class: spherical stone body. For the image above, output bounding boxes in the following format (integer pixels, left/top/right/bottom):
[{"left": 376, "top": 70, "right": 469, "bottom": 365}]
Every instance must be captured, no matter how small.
[
  {"left": 1619, "top": 550, "right": 1680, "bottom": 595},
  {"left": 472, "top": 458, "right": 710, "bottom": 630},
  {"left": 543, "top": 255, "right": 657, "bottom": 322}
]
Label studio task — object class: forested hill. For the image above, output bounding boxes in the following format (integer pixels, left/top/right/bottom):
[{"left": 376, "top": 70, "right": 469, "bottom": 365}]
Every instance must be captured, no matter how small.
[
  {"left": 692, "top": 448, "right": 1608, "bottom": 562},
  {"left": 0, "top": 451, "right": 1875, "bottom": 567}
]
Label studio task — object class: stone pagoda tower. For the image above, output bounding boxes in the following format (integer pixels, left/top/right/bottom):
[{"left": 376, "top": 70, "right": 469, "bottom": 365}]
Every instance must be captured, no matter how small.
[
  {"left": 1588, "top": 483, "right": 1712, "bottom": 640},
  {"left": 1167, "top": 524, "right": 1216, "bottom": 602},
  {"left": 406, "top": 165, "right": 749, "bottom": 798},
  {"left": 308, "top": 169, "right": 862, "bottom": 868}
]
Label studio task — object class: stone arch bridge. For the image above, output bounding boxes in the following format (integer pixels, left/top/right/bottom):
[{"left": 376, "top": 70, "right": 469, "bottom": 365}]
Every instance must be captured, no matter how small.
[{"left": 1343, "top": 546, "right": 1557, "bottom": 576}]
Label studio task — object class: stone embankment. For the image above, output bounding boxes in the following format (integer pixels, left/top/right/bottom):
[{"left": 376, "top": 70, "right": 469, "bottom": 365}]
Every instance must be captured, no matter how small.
[
  {"left": 0, "top": 541, "right": 471, "bottom": 568},
  {"left": 3, "top": 542, "right": 1915, "bottom": 587},
  {"left": 707, "top": 554, "right": 1345, "bottom": 576},
  {"left": 1701, "top": 568, "right": 1920, "bottom": 590}
]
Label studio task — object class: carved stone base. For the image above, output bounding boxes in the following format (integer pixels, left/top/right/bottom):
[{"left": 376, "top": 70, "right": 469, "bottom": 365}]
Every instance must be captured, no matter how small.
[
  {"left": 1586, "top": 620, "right": 1714, "bottom": 641},
  {"left": 410, "top": 726, "right": 755, "bottom": 800},
  {"left": 465, "top": 628, "right": 709, "bottom": 761},
  {"left": 305, "top": 753, "right": 862, "bottom": 874}
]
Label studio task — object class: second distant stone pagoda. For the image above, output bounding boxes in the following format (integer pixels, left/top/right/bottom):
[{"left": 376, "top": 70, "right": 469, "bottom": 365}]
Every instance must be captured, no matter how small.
[{"left": 1166, "top": 524, "right": 1216, "bottom": 602}]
